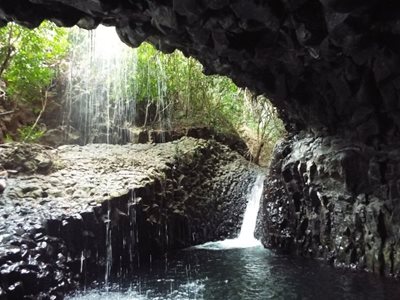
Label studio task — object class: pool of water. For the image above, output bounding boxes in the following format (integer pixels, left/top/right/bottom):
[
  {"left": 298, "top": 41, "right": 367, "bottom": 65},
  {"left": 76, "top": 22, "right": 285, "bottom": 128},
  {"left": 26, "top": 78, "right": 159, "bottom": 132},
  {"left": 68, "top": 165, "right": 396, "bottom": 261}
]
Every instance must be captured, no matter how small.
[{"left": 68, "top": 245, "right": 400, "bottom": 300}]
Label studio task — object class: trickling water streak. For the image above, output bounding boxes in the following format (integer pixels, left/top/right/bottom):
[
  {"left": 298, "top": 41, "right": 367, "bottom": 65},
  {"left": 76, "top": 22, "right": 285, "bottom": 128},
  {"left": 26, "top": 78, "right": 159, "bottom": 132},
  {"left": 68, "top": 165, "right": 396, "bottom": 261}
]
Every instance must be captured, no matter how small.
[
  {"left": 63, "top": 28, "right": 140, "bottom": 285},
  {"left": 105, "top": 202, "right": 112, "bottom": 287},
  {"left": 128, "top": 192, "right": 136, "bottom": 272},
  {"left": 155, "top": 54, "right": 170, "bottom": 141},
  {"left": 165, "top": 223, "right": 169, "bottom": 247},
  {"left": 80, "top": 251, "right": 84, "bottom": 273},
  {"left": 63, "top": 25, "right": 138, "bottom": 145},
  {"left": 165, "top": 254, "right": 169, "bottom": 273}
]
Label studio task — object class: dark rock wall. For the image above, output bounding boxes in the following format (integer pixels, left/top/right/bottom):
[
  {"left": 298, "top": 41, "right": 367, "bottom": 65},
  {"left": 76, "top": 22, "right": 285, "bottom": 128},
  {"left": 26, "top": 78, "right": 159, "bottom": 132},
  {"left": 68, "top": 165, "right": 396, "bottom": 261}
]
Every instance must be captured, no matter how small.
[
  {"left": 0, "top": 140, "right": 258, "bottom": 299},
  {"left": 0, "top": 100, "right": 36, "bottom": 144},
  {"left": 256, "top": 133, "right": 400, "bottom": 276},
  {"left": 1, "top": 1, "right": 400, "bottom": 140},
  {"left": 2, "top": 0, "right": 400, "bottom": 279}
]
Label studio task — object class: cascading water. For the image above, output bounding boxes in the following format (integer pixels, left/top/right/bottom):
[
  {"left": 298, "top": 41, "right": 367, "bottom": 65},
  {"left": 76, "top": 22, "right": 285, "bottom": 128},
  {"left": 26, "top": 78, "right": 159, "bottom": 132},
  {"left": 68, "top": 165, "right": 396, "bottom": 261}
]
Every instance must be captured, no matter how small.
[
  {"left": 63, "top": 25, "right": 138, "bottom": 145},
  {"left": 193, "top": 173, "right": 265, "bottom": 250},
  {"left": 63, "top": 25, "right": 172, "bottom": 145},
  {"left": 63, "top": 25, "right": 174, "bottom": 292},
  {"left": 237, "top": 174, "right": 264, "bottom": 244},
  {"left": 64, "top": 26, "right": 139, "bottom": 287},
  {"left": 154, "top": 55, "right": 169, "bottom": 143}
]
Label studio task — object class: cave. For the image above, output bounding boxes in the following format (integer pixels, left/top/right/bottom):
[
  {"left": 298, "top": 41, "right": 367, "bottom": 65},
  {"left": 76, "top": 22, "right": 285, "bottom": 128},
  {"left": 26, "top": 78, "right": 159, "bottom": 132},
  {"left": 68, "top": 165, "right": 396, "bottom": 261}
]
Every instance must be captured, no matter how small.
[{"left": 1, "top": 0, "right": 400, "bottom": 299}]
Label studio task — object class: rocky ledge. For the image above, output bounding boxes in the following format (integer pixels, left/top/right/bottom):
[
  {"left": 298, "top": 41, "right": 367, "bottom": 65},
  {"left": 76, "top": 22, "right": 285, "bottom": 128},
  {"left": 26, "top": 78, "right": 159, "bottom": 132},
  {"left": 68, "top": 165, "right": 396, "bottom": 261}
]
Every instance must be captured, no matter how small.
[
  {"left": 40, "top": 126, "right": 252, "bottom": 161},
  {"left": 0, "top": 138, "right": 260, "bottom": 299}
]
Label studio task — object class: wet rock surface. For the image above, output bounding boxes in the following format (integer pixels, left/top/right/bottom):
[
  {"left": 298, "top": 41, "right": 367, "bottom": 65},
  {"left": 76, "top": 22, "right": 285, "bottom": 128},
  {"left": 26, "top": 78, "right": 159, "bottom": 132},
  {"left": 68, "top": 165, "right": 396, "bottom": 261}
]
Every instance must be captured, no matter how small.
[
  {"left": 0, "top": 138, "right": 260, "bottom": 299},
  {"left": 3, "top": 0, "right": 400, "bottom": 283},
  {"left": 40, "top": 125, "right": 252, "bottom": 161},
  {"left": 256, "top": 134, "right": 400, "bottom": 276},
  {"left": 0, "top": 143, "right": 54, "bottom": 175}
]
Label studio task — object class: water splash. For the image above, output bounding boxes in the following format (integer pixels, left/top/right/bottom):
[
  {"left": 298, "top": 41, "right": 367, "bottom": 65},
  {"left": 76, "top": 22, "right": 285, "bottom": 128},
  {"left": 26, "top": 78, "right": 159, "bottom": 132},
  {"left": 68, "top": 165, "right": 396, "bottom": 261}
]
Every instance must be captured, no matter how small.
[
  {"left": 66, "top": 280, "right": 205, "bottom": 300},
  {"left": 193, "top": 173, "right": 265, "bottom": 250},
  {"left": 67, "top": 289, "right": 148, "bottom": 300}
]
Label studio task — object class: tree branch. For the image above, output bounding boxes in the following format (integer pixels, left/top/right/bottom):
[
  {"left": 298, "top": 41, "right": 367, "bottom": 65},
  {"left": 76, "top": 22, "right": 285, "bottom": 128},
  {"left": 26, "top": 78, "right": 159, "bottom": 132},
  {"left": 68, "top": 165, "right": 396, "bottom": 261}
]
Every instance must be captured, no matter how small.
[
  {"left": 23, "top": 90, "right": 48, "bottom": 142},
  {"left": 0, "top": 26, "right": 15, "bottom": 78},
  {"left": 0, "top": 110, "right": 14, "bottom": 116}
]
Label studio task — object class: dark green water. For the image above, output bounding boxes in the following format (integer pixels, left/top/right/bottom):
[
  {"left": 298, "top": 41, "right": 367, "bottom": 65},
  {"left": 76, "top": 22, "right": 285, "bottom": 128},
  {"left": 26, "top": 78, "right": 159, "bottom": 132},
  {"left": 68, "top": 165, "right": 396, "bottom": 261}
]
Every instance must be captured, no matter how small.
[{"left": 68, "top": 245, "right": 400, "bottom": 300}]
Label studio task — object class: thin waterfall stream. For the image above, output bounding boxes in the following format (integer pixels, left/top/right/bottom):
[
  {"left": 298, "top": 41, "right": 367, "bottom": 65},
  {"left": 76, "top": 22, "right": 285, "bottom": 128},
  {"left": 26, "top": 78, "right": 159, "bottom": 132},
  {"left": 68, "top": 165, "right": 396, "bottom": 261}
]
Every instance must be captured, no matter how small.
[
  {"left": 63, "top": 25, "right": 171, "bottom": 145},
  {"left": 193, "top": 174, "right": 264, "bottom": 250},
  {"left": 63, "top": 25, "right": 137, "bottom": 145}
]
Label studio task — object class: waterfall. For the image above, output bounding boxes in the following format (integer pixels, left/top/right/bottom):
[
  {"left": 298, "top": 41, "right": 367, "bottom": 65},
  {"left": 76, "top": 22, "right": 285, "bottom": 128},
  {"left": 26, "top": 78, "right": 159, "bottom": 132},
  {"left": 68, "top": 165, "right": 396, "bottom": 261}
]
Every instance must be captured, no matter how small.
[
  {"left": 194, "top": 173, "right": 265, "bottom": 250},
  {"left": 63, "top": 25, "right": 138, "bottom": 145},
  {"left": 237, "top": 173, "right": 264, "bottom": 244},
  {"left": 63, "top": 25, "right": 173, "bottom": 145}
]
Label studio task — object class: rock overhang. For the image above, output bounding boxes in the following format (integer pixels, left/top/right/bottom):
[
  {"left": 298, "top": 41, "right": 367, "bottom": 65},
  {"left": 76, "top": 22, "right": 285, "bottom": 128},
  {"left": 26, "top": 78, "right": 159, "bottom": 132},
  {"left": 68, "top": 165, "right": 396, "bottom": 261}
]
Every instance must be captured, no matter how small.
[{"left": 1, "top": 0, "right": 400, "bottom": 141}]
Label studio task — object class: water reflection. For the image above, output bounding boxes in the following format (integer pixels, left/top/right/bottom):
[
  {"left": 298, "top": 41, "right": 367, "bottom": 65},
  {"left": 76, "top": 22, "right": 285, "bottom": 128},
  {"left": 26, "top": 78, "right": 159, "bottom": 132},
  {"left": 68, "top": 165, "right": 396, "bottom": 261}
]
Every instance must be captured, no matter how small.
[{"left": 68, "top": 246, "right": 400, "bottom": 300}]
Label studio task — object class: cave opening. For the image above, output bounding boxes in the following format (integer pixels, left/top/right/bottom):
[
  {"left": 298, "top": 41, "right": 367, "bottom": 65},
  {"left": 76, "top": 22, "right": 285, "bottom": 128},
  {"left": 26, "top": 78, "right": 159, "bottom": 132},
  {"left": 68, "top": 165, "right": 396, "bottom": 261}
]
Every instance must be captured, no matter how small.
[{"left": 1, "top": 0, "right": 400, "bottom": 299}]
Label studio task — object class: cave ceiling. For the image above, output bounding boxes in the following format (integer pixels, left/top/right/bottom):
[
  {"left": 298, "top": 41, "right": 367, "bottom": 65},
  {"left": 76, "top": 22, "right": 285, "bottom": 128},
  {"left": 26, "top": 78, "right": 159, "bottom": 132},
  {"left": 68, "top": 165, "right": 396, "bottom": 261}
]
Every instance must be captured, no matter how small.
[{"left": 1, "top": 0, "right": 400, "bottom": 141}]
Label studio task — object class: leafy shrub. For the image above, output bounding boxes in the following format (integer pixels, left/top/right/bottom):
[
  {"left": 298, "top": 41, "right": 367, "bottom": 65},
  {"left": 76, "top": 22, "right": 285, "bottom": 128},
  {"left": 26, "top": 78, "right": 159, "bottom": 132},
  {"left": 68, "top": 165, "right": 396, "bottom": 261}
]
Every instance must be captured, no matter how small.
[
  {"left": 3, "top": 133, "right": 13, "bottom": 143},
  {"left": 131, "top": 42, "right": 285, "bottom": 161},
  {"left": 0, "top": 21, "right": 69, "bottom": 102},
  {"left": 17, "top": 125, "right": 44, "bottom": 143}
]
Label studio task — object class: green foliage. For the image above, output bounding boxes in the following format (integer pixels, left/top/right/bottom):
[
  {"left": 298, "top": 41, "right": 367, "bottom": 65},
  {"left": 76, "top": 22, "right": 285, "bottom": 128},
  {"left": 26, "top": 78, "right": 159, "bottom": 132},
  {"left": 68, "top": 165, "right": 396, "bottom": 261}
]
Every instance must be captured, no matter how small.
[
  {"left": 0, "top": 21, "right": 69, "bottom": 102},
  {"left": 131, "top": 43, "right": 285, "bottom": 152},
  {"left": 64, "top": 28, "right": 284, "bottom": 159},
  {"left": 0, "top": 22, "right": 284, "bottom": 163},
  {"left": 17, "top": 125, "right": 44, "bottom": 143},
  {"left": 241, "top": 93, "right": 286, "bottom": 164},
  {"left": 3, "top": 133, "right": 13, "bottom": 143},
  {"left": 131, "top": 43, "right": 247, "bottom": 132},
  {"left": 129, "top": 43, "right": 286, "bottom": 164}
]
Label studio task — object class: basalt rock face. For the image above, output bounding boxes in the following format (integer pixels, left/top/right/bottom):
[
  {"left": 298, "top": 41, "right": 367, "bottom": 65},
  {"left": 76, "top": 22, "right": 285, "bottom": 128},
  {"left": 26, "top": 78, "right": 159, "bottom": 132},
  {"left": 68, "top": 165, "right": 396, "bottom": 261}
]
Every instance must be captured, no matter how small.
[
  {"left": 0, "top": 138, "right": 259, "bottom": 299},
  {"left": 3, "top": 0, "right": 400, "bottom": 278},
  {"left": 40, "top": 125, "right": 251, "bottom": 160},
  {"left": 1, "top": 1, "right": 400, "bottom": 139},
  {"left": 256, "top": 134, "right": 400, "bottom": 276}
]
